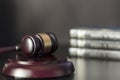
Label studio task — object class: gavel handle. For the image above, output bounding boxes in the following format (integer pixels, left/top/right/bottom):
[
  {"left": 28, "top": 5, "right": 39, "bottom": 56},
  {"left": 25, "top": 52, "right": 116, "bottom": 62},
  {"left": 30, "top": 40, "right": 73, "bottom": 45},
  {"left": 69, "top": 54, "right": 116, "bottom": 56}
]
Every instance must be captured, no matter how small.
[{"left": 0, "top": 45, "right": 20, "bottom": 53}]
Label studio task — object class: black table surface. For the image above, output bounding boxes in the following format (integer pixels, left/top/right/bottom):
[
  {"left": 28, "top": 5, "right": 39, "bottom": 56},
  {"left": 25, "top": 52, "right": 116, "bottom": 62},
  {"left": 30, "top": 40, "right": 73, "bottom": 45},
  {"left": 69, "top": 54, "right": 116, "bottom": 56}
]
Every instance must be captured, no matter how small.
[{"left": 1, "top": 45, "right": 120, "bottom": 80}]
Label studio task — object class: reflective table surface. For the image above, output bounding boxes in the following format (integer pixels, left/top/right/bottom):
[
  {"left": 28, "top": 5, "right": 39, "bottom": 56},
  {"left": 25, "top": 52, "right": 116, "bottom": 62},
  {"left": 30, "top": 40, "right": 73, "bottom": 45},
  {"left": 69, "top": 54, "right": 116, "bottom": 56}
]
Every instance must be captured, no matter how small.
[{"left": 1, "top": 45, "right": 120, "bottom": 80}]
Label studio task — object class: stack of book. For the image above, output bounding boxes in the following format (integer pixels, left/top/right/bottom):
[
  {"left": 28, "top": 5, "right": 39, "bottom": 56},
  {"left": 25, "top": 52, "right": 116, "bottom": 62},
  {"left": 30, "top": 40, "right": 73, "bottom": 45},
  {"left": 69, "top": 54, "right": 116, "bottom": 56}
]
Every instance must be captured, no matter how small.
[{"left": 69, "top": 27, "right": 120, "bottom": 60}]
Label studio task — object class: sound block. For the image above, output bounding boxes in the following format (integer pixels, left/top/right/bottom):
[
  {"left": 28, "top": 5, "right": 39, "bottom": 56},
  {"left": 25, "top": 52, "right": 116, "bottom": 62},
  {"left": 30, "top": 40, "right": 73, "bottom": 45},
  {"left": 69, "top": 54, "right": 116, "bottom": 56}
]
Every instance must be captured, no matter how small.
[{"left": 2, "top": 54, "right": 74, "bottom": 78}]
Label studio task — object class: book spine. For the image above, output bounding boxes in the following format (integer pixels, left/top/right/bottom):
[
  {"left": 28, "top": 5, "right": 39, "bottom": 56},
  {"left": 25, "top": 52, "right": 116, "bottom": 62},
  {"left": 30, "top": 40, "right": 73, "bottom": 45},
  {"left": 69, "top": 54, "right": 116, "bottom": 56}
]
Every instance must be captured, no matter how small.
[
  {"left": 70, "top": 39, "right": 120, "bottom": 50},
  {"left": 70, "top": 29, "right": 120, "bottom": 40},
  {"left": 69, "top": 47, "right": 120, "bottom": 59}
]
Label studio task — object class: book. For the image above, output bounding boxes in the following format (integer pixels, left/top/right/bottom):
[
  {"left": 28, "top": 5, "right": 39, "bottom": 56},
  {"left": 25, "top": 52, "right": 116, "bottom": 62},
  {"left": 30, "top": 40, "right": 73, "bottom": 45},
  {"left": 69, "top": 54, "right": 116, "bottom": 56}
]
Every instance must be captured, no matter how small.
[
  {"left": 69, "top": 47, "right": 120, "bottom": 59},
  {"left": 70, "top": 27, "right": 120, "bottom": 40},
  {"left": 70, "top": 39, "right": 120, "bottom": 50}
]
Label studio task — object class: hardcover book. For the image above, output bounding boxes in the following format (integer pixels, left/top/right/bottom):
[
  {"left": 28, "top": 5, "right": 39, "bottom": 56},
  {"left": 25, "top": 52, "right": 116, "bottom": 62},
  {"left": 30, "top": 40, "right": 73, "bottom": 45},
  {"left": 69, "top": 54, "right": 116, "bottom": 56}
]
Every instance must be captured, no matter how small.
[
  {"left": 70, "top": 39, "right": 120, "bottom": 50},
  {"left": 70, "top": 26, "right": 120, "bottom": 40},
  {"left": 69, "top": 47, "right": 120, "bottom": 59}
]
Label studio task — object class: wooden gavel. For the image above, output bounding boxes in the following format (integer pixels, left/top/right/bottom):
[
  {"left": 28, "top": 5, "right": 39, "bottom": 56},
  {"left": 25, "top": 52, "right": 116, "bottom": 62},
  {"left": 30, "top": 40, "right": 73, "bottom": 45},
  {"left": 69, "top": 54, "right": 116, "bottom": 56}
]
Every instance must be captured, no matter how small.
[
  {"left": 0, "top": 33, "right": 58, "bottom": 57},
  {"left": 1, "top": 33, "right": 75, "bottom": 79}
]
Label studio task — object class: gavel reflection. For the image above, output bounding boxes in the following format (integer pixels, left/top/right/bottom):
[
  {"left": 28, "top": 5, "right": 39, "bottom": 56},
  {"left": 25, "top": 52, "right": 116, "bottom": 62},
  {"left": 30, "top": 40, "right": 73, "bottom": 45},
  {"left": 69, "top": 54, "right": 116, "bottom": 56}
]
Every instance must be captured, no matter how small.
[{"left": 0, "top": 33, "right": 58, "bottom": 57}]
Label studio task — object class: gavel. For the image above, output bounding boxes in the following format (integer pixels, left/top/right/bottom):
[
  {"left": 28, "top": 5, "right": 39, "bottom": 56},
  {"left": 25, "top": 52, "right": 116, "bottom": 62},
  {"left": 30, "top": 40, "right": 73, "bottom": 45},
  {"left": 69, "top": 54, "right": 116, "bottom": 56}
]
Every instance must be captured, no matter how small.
[
  {"left": 0, "top": 33, "right": 58, "bottom": 57},
  {"left": 1, "top": 33, "right": 75, "bottom": 78}
]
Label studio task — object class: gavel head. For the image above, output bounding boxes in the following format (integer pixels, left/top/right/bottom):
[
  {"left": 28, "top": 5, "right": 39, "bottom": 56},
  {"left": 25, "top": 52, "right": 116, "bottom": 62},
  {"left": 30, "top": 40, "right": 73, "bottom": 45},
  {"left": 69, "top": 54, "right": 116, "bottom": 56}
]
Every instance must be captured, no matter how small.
[{"left": 20, "top": 33, "right": 58, "bottom": 57}]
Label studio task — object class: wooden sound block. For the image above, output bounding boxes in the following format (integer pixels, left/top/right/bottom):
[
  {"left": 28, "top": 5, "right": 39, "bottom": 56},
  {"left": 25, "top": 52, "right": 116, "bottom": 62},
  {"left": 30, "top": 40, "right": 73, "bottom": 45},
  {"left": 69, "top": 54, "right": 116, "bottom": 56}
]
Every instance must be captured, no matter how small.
[{"left": 2, "top": 54, "right": 74, "bottom": 78}]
